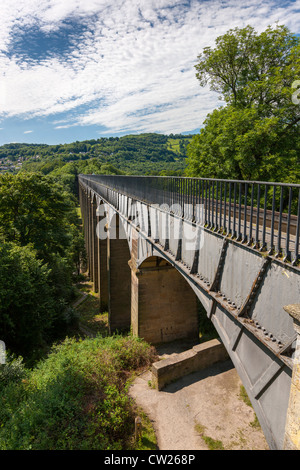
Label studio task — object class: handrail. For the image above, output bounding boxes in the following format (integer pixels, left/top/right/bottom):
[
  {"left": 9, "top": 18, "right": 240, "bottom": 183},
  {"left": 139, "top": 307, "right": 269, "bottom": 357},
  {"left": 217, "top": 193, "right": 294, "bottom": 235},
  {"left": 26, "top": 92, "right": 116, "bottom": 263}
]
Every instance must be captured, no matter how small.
[{"left": 79, "top": 174, "right": 300, "bottom": 265}]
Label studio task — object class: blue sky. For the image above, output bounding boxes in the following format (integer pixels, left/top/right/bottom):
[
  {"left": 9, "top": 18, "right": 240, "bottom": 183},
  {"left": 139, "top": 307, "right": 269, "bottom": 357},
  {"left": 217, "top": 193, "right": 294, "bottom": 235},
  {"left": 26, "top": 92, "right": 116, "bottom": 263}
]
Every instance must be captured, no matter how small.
[{"left": 0, "top": 0, "right": 299, "bottom": 145}]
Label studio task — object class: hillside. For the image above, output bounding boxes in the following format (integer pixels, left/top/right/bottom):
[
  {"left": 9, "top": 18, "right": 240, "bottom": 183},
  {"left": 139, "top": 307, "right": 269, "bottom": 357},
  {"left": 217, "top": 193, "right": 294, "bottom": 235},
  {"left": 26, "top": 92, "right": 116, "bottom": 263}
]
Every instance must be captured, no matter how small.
[{"left": 0, "top": 133, "right": 193, "bottom": 176}]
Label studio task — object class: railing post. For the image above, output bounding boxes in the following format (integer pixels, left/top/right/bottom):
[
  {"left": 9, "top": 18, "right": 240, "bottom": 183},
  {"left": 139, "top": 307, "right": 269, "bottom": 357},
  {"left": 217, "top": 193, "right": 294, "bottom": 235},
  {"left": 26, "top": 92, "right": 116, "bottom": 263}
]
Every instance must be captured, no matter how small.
[
  {"left": 284, "top": 187, "right": 292, "bottom": 262},
  {"left": 237, "top": 182, "right": 242, "bottom": 241},
  {"left": 78, "top": 175, "right": 299, "bottom": 268},
  {"left": 248, "top": 183, "right": 254, "bottom": 246},
  {"left": 254, "top": 184, "right": 261, "bottom": 249},
  {"left": 269, "top": 185, "right": 276, "bottom": 255},
  {"left": 232, "top": 182, "right": 237, "bottom": 239},
  {"left": 243, "top": 182, "right": 248, "bottom": 243},
  {"left": 260, "top": 185, "right": 268, "bottom": 252},
  {"left": 276, "top": 186, "right": 284, "bottom": 258},
  {"left": 293, "top": 189, "right": 300, "bottom": 266}
]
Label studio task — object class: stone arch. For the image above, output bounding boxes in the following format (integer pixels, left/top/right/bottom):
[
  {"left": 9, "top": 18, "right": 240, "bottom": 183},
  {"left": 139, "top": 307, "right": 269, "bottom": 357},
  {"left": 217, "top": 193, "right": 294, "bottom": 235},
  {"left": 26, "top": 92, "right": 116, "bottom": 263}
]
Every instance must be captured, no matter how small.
[
  {"left": 87, "top": 187, "right": 92, "bottom": 200},
  {"left": 137, "top": 246, "right": 213, "bottom": 327},
  {"left": 131, "top": 255, "right": 199, "bottom": 344}
]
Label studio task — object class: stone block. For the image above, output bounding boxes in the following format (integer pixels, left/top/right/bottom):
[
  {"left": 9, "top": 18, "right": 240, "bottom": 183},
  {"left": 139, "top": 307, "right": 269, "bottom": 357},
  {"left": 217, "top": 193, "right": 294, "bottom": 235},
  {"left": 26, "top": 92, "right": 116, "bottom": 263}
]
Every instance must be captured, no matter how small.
[{"left": 152, "top": 338, "right": 229, "bottom": 390}]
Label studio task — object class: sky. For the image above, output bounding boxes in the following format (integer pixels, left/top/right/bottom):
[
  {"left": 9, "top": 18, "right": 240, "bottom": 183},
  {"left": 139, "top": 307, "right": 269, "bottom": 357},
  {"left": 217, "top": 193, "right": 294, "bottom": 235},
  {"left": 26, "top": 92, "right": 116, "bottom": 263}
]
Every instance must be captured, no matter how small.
[{"left": 0, "top": 0, "right": 299, "bottom": 145}]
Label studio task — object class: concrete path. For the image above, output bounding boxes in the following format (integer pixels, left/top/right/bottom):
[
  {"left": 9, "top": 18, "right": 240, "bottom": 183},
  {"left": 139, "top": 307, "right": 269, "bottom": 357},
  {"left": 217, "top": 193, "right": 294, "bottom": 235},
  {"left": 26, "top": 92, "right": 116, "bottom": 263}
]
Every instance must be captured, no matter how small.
[{"left": 129, "top": 357, "right": 269, "bottom": 450}]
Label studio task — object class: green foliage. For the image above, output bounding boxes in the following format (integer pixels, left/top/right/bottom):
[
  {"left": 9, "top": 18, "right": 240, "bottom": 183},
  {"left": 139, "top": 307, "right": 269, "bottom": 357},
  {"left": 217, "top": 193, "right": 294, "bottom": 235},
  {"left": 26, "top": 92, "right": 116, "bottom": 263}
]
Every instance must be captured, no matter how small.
[
  {"left": 195, "top": 24, "right": 299, "bottom": 108},
  {"left": 0, "top": 242, "right": 56, "bottom": 357},
  {"left": 187, "top": 24, "right": 300, "bottom": 182},
  {"left": 0, "top": 354, "right": 27, "bottom": 391},
  {"left": 195, "top": 423, "right": 224, "bottom": 450},
  {"left": 0, "top": 335, "right": 157, "bottom": 450},
  {"left": 201, "top": 435, "right": 225, "bottom": 450},
  {"left": 186, "top": 105, "right": 300, "bottom": 182},
  {"left": 0, "top": 173, "right": 84, "bottom": 362},
  {"left": 0, "top": 172, "right": 76, "bottom": 260},
  {"left": 134, "top": 409, "right": 158, "bottom": 450},
  {"left": 239, "top": 386, "right": 261, "bottom": 429},
  {"left": 198, "top": 300, "right": 218, "bottom": 343},
  {"left": 0, "top": 133, "right": 189, "bottom": 179}
]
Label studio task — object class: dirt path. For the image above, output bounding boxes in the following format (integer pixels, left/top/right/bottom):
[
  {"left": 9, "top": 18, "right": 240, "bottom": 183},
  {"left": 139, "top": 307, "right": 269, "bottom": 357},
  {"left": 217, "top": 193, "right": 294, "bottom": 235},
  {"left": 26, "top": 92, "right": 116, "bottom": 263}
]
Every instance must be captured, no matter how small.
[{"left": 129, "top": 355, "right": 269, "bottom": 451}]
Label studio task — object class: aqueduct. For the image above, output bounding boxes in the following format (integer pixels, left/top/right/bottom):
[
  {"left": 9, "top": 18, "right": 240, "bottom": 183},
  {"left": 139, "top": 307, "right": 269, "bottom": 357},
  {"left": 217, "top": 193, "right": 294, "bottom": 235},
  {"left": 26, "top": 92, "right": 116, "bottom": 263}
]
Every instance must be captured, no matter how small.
[{"left": 78, "top": 174, "right": 300, "bottom": 451}]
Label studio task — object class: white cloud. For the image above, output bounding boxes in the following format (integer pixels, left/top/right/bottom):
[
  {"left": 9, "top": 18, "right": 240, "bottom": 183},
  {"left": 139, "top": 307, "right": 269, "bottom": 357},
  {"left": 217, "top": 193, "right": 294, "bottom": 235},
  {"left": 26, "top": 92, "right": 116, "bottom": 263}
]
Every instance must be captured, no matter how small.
[
  {"left": 0, "top": 0, "right": 299, "bottom": 136},
  {"left": 24, "top": 130, "right": 33, "bottom": 134}
]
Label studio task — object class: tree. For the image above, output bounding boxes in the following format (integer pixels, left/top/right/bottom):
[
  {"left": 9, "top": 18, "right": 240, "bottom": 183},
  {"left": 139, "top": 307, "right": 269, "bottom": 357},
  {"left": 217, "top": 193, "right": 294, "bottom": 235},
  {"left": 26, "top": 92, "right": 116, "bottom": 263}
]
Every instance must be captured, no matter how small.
[
  {"left": 0, "top": 173, "right": 82, "bottom": 361},
  {"left": 187, "top": 24, "right": 300, "bottom": 182},
  {"left": 0, "top": 242, "right": 55, "bottom": 358},
  {"left": 195, "top": 24, "right": 299, "bottom": 109},
  {"left": 0, "top": 172, "right": 76, "bottom": 261}
]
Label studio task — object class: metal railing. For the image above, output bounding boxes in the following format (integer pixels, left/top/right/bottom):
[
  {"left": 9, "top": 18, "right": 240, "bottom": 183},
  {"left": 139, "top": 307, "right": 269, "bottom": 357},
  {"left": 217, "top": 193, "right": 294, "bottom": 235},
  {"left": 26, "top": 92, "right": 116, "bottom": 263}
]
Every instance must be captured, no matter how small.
[{"left": 79, "top": 174, "right": 300, "bottom": 265}]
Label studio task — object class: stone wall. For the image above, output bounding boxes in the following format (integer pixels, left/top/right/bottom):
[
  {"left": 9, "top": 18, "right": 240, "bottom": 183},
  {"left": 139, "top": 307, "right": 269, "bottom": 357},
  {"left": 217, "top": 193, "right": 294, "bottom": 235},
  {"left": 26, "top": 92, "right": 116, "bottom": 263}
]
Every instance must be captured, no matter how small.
[{"left": 151, "top": 338, "right": 229, "bottom": 390}]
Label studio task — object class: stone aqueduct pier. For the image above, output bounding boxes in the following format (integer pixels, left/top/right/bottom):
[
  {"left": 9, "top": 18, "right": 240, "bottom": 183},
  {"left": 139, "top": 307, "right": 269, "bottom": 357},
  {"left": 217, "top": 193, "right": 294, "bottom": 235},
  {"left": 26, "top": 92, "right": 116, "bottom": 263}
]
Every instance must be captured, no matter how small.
[{"left": 78, "top": 174, "right": 300, "bottom": 450}]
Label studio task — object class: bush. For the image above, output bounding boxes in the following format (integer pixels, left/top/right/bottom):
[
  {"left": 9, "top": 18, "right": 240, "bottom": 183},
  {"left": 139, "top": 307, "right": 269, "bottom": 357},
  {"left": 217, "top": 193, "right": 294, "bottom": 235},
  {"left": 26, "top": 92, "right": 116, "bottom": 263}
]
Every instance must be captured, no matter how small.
[
  {"left": 0, "top": 242, "right": 55, "bottom": 358},
  {"left": 0, "top": 354, "right": 27, "bottom": 391},
  {"left": 0, "top": 334, "right": 157, "bottom": 450}
]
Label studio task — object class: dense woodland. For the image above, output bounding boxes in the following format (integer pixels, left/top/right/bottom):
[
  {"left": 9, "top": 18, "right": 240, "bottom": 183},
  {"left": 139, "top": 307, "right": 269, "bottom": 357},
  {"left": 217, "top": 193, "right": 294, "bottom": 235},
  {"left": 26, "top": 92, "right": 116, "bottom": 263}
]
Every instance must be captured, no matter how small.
[
  {"left": 0, "top": 133, "right": 192, "bottom": 450},
  {"left": 0, "top": 132, "right": 193, "bottom": 365},
  {"left": 0, "top": 169, "right": 159, "bottom": 450},
  {"left": 0, "top": 133, "right": 191, "bottom": 177}
]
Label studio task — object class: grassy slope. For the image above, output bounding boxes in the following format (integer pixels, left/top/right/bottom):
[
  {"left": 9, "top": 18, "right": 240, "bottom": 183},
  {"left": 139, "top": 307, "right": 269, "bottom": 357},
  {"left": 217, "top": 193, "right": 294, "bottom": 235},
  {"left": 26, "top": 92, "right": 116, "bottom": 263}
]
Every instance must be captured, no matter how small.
[{"left": 0, "top": 278, "right": 158, "bottom": 451}]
